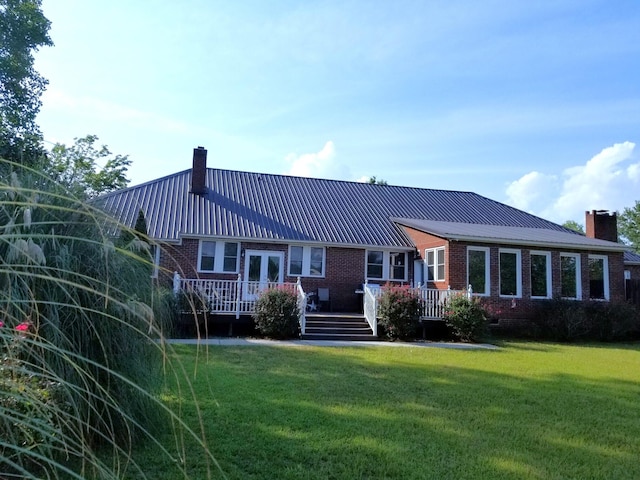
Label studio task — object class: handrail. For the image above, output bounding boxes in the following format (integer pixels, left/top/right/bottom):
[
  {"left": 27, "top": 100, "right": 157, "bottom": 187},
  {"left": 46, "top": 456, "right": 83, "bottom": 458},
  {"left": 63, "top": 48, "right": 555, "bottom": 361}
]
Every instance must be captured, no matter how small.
[
  {"left": 363, "top": 283, "right": 379, "bottom": 337},
  {"left": 296, "top": 277, "right": 307, "bottom": 335}
]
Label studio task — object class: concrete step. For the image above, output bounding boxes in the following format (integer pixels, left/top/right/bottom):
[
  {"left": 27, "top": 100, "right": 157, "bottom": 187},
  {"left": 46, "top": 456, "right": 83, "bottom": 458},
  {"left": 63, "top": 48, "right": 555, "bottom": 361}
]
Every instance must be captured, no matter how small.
[
  {"left": 302, "top": 313, "right": 376, "bottom": 341},
  {"left": 301, "top": 333, "right": 378, "bottom": 341}
]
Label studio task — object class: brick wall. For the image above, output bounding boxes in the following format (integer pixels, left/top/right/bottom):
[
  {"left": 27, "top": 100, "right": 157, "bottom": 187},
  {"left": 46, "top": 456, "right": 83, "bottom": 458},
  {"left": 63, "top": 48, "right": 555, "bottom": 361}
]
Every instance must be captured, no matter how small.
[
  {"left": 157, "top": 236, "right": 627, "bottom": 319},
  {"left": 402, "top": 227, "right": 450, "bottom": 290},
  {"left": 627, "top": 264, "right": 640, "bottom": 280},
  {"left": 158, "top": 240, "right": 383, "bottom": 312}
]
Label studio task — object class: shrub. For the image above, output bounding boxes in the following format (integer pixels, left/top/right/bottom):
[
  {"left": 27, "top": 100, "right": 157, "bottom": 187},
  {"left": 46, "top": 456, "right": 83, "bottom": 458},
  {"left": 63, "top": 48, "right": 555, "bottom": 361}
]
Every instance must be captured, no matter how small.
[
  {"left": 532, "top": 299, "right": 640, "bottom": 342},
  {"left": 253, "top": 287, "right": 300, "bottom": 339},
  {"left": 443, "top": 294, "right": 488, "bottom": 342},
  {"left": 378, "top": 286, "right": 422, "bottom": 340}
]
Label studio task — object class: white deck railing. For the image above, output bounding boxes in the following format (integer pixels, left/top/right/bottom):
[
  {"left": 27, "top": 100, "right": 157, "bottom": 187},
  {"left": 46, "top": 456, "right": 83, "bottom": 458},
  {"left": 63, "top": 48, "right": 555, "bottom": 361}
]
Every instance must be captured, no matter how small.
[
  {"left": 173, "top": 272, "right": 471, "bottom": 338},
  {"left": 364, "top": 283, "right": 472, "bottom": 330},
  {"left": 173, "top": 273, "right": 308, "bottom": 333}
]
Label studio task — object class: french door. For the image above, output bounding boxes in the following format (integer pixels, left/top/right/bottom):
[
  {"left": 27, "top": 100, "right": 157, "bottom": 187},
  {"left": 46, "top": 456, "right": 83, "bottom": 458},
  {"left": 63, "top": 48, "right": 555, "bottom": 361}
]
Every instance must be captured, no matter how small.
[{"left": 243, "top": 250, "right": 284, "bottom": 300}]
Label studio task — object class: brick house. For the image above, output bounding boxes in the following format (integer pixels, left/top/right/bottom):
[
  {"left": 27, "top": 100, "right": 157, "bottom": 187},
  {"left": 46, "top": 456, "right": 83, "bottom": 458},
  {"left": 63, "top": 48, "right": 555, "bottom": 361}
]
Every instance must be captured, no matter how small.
[{"left": 100, "top": 147, "right": 631, "bottom": 328}]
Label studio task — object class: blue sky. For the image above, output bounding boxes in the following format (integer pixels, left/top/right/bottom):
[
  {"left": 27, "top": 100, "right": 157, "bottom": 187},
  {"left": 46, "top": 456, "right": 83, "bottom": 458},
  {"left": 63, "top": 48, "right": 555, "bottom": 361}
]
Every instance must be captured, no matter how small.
[{"left": 34, "top": 0, "right": 640, "bottom": 225}]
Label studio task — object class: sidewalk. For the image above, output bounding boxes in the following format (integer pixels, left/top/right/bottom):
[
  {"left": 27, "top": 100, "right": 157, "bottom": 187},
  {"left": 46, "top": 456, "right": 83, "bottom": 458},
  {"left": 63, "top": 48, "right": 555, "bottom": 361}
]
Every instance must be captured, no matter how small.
[{"left": 165, "top": 337, "right": 499, "bottom": 350}]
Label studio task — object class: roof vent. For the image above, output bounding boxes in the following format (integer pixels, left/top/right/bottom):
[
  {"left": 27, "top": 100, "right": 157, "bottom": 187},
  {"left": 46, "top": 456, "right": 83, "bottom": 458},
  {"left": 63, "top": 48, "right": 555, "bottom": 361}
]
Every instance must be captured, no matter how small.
[{"left": 191, "top": 146, "right": 207, "bottom": 195}]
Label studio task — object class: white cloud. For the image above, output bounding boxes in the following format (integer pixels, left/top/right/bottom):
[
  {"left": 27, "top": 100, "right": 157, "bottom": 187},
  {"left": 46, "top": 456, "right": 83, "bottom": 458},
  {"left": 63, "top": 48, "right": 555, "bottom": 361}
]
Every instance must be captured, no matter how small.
[
  {"left": 505, "top": 142, "right": 638, "bottom": 224},
  {"left": 285, "top": 141, "right": 350, "bottom": 179},
  {"left": 506, "top": 171, "right": 558, "bottom": 212}
]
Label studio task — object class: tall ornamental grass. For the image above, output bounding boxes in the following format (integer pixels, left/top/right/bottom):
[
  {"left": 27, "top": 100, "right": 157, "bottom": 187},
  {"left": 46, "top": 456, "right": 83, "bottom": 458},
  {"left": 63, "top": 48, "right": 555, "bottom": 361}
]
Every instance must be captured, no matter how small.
[{"left": 0, "top": 160, "right": 215, "bottom": 479}]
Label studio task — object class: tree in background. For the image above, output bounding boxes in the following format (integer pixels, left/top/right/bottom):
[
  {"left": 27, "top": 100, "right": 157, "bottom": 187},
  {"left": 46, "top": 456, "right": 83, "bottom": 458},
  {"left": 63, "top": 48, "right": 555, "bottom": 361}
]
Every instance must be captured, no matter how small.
[
  {"left": 367, "top": 176, "right": 388, "bottom": 185},
  {"left": 47, "top": 135, "right": 131, "bottom": 198},
  {"left": 0, "top": 0, "right": 52, "bottom": 166},
  {"left": 562, "top": 220, "right": 584, "bottom": 233},
  {"left": 619, "top": 200, "right": 640, "bottom": 253}
]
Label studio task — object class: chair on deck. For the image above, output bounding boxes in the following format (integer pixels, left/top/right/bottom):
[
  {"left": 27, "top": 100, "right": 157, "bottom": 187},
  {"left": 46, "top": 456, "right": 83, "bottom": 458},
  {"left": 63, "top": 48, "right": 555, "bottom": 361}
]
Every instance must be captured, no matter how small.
[{"left": 317, "top": 288, "right": 332, "bottom": 312}]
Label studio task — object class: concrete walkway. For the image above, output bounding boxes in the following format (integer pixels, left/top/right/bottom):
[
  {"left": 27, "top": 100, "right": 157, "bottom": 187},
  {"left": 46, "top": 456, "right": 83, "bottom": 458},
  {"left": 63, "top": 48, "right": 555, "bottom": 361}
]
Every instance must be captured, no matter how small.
[{"left": 166, "top": 337, "right": 499, "bottom": 350}]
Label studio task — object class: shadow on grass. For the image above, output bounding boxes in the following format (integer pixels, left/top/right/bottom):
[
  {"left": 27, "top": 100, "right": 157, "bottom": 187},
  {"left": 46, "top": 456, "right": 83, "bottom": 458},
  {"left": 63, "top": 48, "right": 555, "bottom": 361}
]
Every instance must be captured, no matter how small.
[{"left": 138, "top": 344, "right": 640, "bottom": 480}]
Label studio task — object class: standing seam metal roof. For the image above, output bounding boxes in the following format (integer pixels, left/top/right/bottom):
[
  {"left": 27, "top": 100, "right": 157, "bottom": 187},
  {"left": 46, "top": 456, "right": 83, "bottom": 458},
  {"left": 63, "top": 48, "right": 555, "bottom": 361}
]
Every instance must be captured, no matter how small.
[{"left": 98, "top": 167, "right": 580, "bottom": 248}]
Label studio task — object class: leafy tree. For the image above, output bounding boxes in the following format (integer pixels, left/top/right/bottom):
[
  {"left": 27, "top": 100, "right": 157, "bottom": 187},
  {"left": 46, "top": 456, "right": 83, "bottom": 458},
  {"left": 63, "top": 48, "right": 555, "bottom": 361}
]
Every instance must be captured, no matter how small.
[
  {"left": 367, "top": 176, "right": 388, "bottom": 185},
  {"left": 619, "top": 200, "right": 640, "bottom": 252},
  {"left": 562, "top": 220, "right": 584, "bottom": 233},
  {"left": 47, "top": 135, "right": 131, "bottom": 198},
  {"left": 0, "top": 0, "right": 52, "bottom": 165}
]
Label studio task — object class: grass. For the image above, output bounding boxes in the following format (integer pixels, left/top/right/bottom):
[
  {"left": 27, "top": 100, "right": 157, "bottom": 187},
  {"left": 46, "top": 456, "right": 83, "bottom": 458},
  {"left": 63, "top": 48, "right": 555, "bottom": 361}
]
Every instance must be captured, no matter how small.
[{"left": 134, "top": 342, "right": 640, "bottom": 480}]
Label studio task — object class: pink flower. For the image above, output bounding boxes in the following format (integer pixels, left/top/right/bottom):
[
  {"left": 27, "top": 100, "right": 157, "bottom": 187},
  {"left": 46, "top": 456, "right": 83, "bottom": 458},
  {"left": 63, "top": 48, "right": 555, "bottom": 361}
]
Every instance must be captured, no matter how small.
[
  {"left": 15, "top": 323, "right": 30, "bottom": 332},
  {"left": 0, "top": 321, "right": 4, "bottom": 328}
]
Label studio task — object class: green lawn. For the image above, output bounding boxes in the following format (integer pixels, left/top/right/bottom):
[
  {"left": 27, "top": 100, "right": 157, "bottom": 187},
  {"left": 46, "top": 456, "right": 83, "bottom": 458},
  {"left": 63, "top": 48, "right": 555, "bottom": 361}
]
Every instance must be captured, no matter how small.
[{"left": 133, "top": 342, "right": 640, "bottom": 479}]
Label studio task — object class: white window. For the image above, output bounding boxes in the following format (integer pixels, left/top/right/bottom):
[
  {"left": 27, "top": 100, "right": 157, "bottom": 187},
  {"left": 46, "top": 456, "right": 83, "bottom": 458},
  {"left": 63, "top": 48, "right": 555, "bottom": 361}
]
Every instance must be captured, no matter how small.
[
  {"left": 366, "top": 250, "right": 408, "bottom": 281},
  {"left": 425, "top": 247, "right": 445, "bottom": 282},
  {"left": 499, "top": 248, "right": 522, "bottom": 297},
  {"left": 198, "top": 240, "right": 239, "bottom": 273},
  {"left": 560, "top": 252, "right": 582, "bottom": 299},
  {"left": 467, "top": 247, "right": 490, "bottom": 296},
  {"left": 588, "top": 254, "right": 609, "bottom": 301},
  {"left": 288, "top": 245, "right": 325, "bottom": 277},
  {"left": 530, "top": 251, "right": 552, "bottom": 299},
  {"left": 389, "top": 252, "right": 407, "bottom": 280}
]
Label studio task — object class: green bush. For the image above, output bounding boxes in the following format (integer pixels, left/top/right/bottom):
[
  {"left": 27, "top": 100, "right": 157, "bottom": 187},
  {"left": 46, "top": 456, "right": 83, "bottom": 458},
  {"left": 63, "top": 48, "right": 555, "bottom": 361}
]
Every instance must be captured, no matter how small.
[
  {"left": 378, "top": 286, "right": 421, "bottom": 340},
  {"left": 532, "top": 299, "right": 639, "bottom": 342},
  {"left": 253, "top": 287, "right": 300, "bottom": 339},
  {"left": 443, "top": 294, "right": 488, "bottom": 342}
]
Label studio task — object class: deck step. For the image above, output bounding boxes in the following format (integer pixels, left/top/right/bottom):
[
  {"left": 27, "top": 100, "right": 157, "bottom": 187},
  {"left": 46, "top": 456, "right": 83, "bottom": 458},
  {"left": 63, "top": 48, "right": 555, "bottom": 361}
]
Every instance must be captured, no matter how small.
[{"left": 302, "top": 314, "right": 376, "bottom": 341}]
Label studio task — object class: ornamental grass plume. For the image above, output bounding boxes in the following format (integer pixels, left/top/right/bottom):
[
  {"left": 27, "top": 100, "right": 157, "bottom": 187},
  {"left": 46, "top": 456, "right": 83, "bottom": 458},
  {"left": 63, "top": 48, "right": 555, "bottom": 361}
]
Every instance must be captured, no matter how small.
[{"left": 0, "top": 159, "right": 218, "bottom": 479}]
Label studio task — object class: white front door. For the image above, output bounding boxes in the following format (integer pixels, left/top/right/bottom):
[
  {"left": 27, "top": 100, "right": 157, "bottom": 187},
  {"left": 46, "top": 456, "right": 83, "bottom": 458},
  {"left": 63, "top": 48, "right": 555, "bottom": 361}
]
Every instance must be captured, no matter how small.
[{"left": 243, "top": 250, "right": 284, "bottom": 300}]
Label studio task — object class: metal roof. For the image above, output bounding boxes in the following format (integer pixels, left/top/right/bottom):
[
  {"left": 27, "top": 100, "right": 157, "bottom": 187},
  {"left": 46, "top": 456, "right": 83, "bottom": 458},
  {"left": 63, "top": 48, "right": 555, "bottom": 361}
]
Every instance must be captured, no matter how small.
[
  {"left": 393, "top": 218, "right": 626, "bottom": 252},
  {"left": 98, "top": 167, "right": 604, "bottom": 249},
  {"left": 625, "top": 250, "right": 640, "bottom": 264}
]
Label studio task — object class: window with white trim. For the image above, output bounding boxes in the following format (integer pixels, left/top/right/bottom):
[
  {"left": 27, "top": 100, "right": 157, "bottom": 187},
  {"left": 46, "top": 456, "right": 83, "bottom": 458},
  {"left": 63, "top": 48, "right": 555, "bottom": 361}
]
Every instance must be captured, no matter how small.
[
  {"left": 588, "top": 255, "right": 609, "bottom": 300},
  {"left": 530, "top": 251, "right": 551, "bottom": 298},
  {"left": 499, "top": 248, "right": 521, "bottom": 297},
  {"left": 389, "top": 252, "right": 406, "bottom": 280},
  {"left": 467, "top": 247, "right": 490, "bottom": 295},
  {"left": 288, "top": 245, "right": 325, "bottom": 277},
  {"left": 198, "top": 240, "right": 239, "bottom": 273},
  {"left": 560, "top": 253, "right": 581, "bottom": 299},
  {"left": 425, "top": 247, "right": 445, "bottom": 282},
  {"left": 366, "top": 250, "right": 408, "bottom": 281}
]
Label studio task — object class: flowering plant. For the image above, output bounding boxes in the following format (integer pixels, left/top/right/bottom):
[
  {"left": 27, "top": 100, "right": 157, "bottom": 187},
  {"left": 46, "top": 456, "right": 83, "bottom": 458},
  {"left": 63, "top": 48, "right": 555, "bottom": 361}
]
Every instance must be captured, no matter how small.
[
  {"left": 1, "top": 317, "right": 63, "bottom": 471},
  {"left": 378, "top": 284, "right": 422, "bottom": 340}
]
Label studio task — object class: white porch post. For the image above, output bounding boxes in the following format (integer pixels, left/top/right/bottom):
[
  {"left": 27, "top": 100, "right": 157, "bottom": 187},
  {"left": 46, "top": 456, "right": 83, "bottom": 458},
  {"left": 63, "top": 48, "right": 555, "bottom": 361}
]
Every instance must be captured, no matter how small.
[
  {"left": 235, "top": 274, "right": 242, "bottom": 319},
  {"left": 172, "top": 271, "right": 181, "bottom": 295}
]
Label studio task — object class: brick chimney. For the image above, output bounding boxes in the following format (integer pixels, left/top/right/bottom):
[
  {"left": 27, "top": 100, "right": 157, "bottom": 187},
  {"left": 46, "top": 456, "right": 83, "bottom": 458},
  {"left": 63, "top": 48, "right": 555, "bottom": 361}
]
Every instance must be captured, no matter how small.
[
  {"left": 191, "top": 146, "right": 207, "bottom": 195},
  {"left": 585, "top": 210, "right": 618, "bottom": 242}
]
